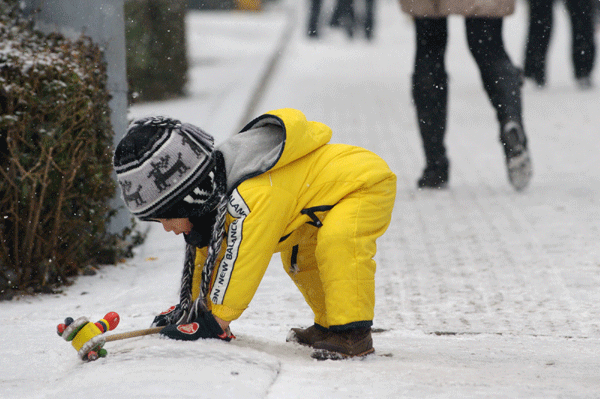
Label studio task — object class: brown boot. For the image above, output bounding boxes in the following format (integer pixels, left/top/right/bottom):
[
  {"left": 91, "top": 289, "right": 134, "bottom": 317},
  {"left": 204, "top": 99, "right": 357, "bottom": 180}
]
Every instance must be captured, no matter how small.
[
  {"left": 311, "top": 327, "right": 374, "bottom": 360},
  {"left": 286, "top": 324, "right": 331, "bottom": 347}
]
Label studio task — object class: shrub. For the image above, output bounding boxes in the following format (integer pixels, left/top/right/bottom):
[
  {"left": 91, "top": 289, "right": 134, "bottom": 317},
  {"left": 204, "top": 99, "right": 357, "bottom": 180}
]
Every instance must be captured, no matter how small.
[
  {"left": 188, "top": 0, "right": 236, "bottom": 10},
  {"left": 125, "top": 0, "right": 188, "bottom": 103},
  {"left": 0, "top": 0, "right": 127, "bottom": 297}
]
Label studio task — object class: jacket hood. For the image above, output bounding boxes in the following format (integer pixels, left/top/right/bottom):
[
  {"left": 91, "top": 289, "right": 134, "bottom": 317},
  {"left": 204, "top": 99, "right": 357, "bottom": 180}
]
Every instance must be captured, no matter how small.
[{"left": 217, "top": 108, "right": 332, "bottom": 193}]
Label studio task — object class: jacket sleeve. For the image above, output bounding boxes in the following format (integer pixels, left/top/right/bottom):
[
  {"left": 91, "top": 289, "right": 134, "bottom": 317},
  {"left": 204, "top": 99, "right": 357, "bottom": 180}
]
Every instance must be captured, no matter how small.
[{"left": 207, "top": 182, "right": 295, "bottom": 321}]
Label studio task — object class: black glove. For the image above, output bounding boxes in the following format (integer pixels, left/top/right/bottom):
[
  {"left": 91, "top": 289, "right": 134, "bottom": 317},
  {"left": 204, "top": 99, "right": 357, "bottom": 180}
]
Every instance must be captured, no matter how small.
[
  {"left": 151, "top": 304, "right": 184, "bottom": 328},
  {"left": 159, "top": 310, "right": 233, "bottom": 341}
]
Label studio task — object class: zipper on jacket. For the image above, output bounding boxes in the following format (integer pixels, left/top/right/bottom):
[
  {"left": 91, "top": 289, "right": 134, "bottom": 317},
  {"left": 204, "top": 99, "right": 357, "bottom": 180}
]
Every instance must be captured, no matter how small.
[
  {"left": 279, "top": 232, "right": 292, "bottom": 243},
  {"left": 289, "top": 245, "right": 299, "bottom": 274},
  {"left": 301, "top": 205, "right": 334, "bottom": 228}
]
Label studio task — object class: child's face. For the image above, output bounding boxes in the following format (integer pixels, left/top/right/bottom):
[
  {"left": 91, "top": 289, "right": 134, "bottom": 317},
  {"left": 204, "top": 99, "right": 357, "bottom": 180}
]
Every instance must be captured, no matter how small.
[{"left": 155, "top": 218, "right": 193, "bottom": 235}]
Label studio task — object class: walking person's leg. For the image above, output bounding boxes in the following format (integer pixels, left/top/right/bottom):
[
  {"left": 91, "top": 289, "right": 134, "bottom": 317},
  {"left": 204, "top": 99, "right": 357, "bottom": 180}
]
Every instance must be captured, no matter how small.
[
  {"left": 337, "top": 0, "right": 356, "bottom": 38},
  {"left": 307, "top": 0, "right": 323, "bottom": 37},
  {"left": 565, "top": 0, "right": 596, "bottom": 87},
  {"left": 467, "top": 17, "right": 532, "bottom": 191},
  {"left": 412, "top": 17, "right": 449, "bottom": 189},
  {"left": 524, "top": 0, "right": 553, "bottom": 86},
  {"left": 364, "top": 0, "right": 375, "bottom": 39}
]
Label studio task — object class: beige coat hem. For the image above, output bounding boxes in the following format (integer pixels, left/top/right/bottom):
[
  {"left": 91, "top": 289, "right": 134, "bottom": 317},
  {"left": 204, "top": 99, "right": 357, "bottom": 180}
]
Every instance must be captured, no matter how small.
[{"left": 398, "top": 0, "right": 515, "bottom": 17}]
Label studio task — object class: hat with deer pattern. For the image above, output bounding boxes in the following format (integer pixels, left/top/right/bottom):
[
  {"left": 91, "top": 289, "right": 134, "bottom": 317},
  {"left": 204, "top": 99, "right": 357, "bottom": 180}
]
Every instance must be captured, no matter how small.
[{"left": 113, "top": 116, "right": 217, "bottom": 221}]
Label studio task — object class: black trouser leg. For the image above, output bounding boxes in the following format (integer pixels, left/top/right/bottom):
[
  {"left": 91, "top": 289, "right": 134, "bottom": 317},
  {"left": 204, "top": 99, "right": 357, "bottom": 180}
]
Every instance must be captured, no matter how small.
[
  {"left": 308, "top": 0, "right": 322, "bottom": 37},
  {"left": 412, "top": 73, "right": 448, "bottom": 167},
  {"left": 330, "top": 0, "right": 342, "bottom": 26},
  {"left": 565, "top": 0, "right": 596, "bottom": 78},
  {"left": 335, "top": 0, "right": 355, "bottom": 37},
  {"left": 364, "top": 0, "right": 375, "bottom": 39},
  {"left": 524, "top": 0, "right": 553, "bottom": 85},
  {"left": 466, "top": 17, "right": 530, "bottom": 177},
  {"left": 413, "top": 18, "right": 449, "bottom": 167},
  {"left": 466, "top": 18, "right": 523, "bottom": 126}
]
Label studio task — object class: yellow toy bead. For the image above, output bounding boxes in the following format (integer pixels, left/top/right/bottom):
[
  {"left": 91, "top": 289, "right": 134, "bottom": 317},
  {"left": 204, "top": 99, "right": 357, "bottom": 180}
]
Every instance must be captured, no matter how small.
[{"left": 71, "top": 322, "right": 102, "bottom": 351}]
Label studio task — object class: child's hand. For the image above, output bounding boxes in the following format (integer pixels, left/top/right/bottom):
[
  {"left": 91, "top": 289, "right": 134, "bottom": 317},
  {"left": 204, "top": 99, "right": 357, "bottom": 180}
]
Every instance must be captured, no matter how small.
[
  {"left": 150, "top": 304, "right": 183, "bottom": 327},
  {"left": 159, "top": 310, "right": 234, "bottom": 341}
]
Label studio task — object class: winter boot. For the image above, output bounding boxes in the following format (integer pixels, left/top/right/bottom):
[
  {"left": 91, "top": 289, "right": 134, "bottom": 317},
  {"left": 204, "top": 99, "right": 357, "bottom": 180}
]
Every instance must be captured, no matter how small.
[
  {"left": 478, "top": 55, "right": 533, "bottom": 190},
  {"left": 500, "top": 120, "right": 532, "bottom": 191},
  {"left": 479, "top": 53, "right": 525, "bottom": 126},
  {"left": 330, "top": 0, "right": 355, "bottom": 38},
  {"left": 412, "top": 72, "right": 449, "bottom": 189},
  {"left": 523, "top": 50, "right": 546, "bottom": 87},
  {"left": 523, "top": 65, "right": 545, "bottom": 88},
  {"left": 286, "top": 324, "right": 331, "bottom": 347},
  {"left": 311, "top": 327, "right": 374, "bottom": 360},
  {"left": 576, "top": 76, "right": 593, "bottom": 90},
  {"left": 523, "top": 4, "right": 551, "bottom": 87},
  {"left": 568, "top": 0, "right": 596, "bottom": 86},
  {"left": 418, "top": 157, "right": 449, "bottom": 189}
]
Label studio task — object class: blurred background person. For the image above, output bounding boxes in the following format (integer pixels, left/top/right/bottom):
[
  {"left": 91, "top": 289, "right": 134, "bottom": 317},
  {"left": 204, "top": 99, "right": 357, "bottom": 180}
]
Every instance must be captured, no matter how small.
[
  {"left": 307, "top": 0, "right": 376, "bottom": 40},
  {"left": 524, "top": 0, "right": 596, "bottom": 89},
  {"left": 329, "top": 0, "right": 354, "bottom": 37},
  {"left": 330, "top": 0, "right": 376, "bottom": 39},
  {"left": 307, "top": 0, "right": 324, "bottom": 38},
  {"left": 398, "top": 0, "right": 532, "bottom": 191}
]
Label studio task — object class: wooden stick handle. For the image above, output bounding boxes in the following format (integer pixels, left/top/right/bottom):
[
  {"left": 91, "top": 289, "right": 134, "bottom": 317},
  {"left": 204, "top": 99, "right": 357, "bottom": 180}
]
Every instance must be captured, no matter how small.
[{"left": 104, "top": 327, "right": 164, "bottom": 342}]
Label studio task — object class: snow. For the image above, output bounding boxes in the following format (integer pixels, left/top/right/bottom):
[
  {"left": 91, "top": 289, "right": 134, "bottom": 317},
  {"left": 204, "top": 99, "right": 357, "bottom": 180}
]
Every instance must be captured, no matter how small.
[{"left": 2, "top": 0, "right": 600, "bottom": 397}]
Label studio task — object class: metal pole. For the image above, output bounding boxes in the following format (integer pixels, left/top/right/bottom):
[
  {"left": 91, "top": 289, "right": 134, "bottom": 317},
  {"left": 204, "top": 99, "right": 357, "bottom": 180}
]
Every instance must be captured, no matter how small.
[{"left": 22, "top": 0, "right": 131, "bottom": 234}]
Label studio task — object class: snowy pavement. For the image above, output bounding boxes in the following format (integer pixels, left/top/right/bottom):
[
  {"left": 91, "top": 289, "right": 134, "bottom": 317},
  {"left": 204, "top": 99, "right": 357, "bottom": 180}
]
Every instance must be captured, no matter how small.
[{"left": 2, "top": 0, "right": 600, "bottom": 398}]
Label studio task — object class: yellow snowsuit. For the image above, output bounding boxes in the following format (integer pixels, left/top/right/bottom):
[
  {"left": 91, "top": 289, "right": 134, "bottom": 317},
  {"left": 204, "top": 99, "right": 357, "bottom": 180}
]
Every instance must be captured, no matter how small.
[{"left": 191, "top": 108, "right": 396, "bottom": 330}]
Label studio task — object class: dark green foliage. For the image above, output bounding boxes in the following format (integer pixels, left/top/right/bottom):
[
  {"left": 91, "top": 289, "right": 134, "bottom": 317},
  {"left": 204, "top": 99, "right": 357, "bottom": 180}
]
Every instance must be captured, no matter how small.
[
  {"left": 0, "top": 0, "right": 127, "bottom": 296},
  {"left": 188, "top": 0, "right": 236, "bottom": 10},
  {"left": 125, "top": 0, "right": 188, "bottom": 103}
]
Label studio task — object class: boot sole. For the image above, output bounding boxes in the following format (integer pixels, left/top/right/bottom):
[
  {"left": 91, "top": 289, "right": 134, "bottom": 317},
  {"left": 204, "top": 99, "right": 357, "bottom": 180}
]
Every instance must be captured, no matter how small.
[
  {"left": 418, "top": 181, "right": 448, "bottom": 189},
  {"left": 311, "top": 347, "right": 375, "bottom": 361}
]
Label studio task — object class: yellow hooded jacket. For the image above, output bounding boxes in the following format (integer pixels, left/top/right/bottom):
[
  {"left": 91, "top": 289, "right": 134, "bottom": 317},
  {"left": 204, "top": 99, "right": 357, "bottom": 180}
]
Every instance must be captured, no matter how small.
[{"left": 192, "top": 108, "right": 396, "bottom": 329}]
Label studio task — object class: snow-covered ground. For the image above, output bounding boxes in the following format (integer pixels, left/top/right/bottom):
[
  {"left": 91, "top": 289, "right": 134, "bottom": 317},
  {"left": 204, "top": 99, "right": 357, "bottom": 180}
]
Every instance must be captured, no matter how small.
[{"left": 2, "top": 0, "right": 600, "bottom": 397}]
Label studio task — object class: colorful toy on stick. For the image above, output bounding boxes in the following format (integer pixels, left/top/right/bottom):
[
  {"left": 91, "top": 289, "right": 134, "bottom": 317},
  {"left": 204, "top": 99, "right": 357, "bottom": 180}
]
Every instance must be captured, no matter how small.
[{"left": 57, "top": 312, "right": 120, "bottom": 361}]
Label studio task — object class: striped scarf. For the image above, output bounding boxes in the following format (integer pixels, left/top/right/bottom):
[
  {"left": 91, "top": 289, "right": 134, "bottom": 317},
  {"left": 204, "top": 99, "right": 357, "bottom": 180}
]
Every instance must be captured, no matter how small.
[{"left": 176, "top": 152, "right": 228, "bottom": 323}]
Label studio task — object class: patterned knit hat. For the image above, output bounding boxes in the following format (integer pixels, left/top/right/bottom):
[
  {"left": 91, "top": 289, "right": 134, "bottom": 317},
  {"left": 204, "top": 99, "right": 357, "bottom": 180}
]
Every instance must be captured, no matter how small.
[{"left": 113, "top": 116, "right": 217, "bottom": 221}]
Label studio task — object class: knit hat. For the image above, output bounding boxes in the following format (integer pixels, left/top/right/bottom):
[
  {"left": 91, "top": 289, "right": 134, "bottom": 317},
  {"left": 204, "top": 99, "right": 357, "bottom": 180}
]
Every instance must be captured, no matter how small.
[
  {"left": 113, "top": 116, "right": 217, "bottom": 221},
  {"left": 115, "top": 116, "right": 229, "bottom": 323}
]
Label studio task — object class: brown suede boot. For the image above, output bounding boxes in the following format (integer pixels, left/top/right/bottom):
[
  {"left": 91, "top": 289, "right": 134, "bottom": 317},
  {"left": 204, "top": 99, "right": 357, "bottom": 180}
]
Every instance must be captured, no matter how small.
[
  {"left": 286, "top": 324, "right": 331, "bottom": 347},
  {"left": 311, "top": 327, "right": 374, "bottom": 360}
]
